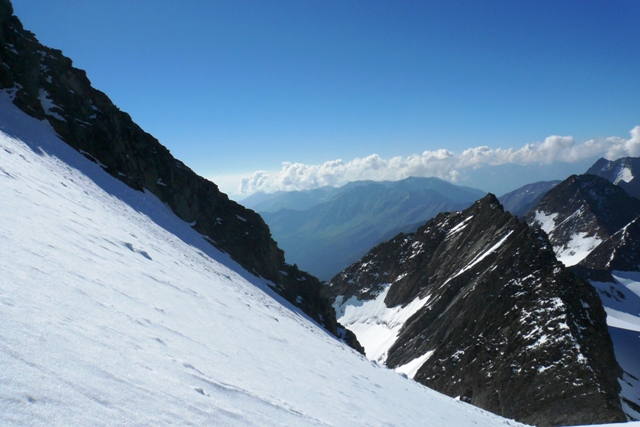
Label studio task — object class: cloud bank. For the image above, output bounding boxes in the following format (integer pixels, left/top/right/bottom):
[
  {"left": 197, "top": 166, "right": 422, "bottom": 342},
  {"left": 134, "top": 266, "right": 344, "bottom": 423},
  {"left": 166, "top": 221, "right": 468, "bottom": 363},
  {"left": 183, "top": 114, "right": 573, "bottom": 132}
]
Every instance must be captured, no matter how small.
[{"left": 238, "top": 126, "right": 640, "bottom": 195}]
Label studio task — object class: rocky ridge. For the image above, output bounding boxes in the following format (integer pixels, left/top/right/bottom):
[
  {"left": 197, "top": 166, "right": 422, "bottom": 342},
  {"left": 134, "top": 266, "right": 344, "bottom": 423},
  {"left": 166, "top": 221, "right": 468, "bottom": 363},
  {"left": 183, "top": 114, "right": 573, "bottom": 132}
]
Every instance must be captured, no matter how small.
[
  {"left": 326, "top": 194, "right": 625, "bottom": 426},
  {"left": 0, "top": 0, "right": 357, "bottom": 344},
  {"left": 587, "top": 156, "right": 640, "bottom": 199},
  {"left": 579, "top": 216, "right": 640, "bottom": 273},
  {"left": 524, "top": 174, "right": 640, "bottom": 267},
  {"left": 523, "top": 170, "right": 640, "bottom": 421}
]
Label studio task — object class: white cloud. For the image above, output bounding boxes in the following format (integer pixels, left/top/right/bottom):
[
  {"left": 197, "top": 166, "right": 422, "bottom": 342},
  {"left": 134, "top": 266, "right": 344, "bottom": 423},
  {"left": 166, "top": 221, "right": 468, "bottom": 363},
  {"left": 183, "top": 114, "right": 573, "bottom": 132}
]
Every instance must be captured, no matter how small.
[{"left": 235, "top": 126, "right": 640, "bottom": 195}]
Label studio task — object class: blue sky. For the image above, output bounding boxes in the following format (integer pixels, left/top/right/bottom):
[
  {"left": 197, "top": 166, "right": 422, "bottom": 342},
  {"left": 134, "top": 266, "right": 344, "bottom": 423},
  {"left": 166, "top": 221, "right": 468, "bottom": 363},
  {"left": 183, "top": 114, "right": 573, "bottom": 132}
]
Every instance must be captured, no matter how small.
[{"left": 11, "top": 0, "right": 640, "bottom": 196}]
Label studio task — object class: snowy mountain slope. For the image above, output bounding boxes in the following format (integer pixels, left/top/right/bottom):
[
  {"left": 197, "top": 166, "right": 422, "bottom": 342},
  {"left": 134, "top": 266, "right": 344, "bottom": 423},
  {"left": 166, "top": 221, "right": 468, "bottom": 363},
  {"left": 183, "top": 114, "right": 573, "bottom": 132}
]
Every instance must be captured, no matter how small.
[
  {"left": 326, "top": 195, "right": 626, "bottom": 426},
  {"left": 587, "top": 157, "right": 640, "bottom": 199},
  {"left": 524, "top": 174, "right": 640, "bottom": 266},
  {"left": 590, "top": 272, "right": 640, "bottom": 421},
  {"left": 0, "top": 0, "right": 347, "bottom": 338},
  {"left": 0, "top": 94, "right": 534, "bottom": 426}
]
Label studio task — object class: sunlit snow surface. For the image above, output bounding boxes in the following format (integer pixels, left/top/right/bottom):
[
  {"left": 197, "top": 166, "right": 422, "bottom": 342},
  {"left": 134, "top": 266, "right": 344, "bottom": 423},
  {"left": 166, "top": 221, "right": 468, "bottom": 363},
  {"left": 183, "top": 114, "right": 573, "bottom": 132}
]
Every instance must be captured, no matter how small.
[
  {"left": 533, "top": 210, "right": 558, "bottom": 235},
  {"left": 555, "top": 232, "right": 603, "bottom": 266},
  {"left": 532, "top": 210, "right": 602, "bottom": 266},
  {"left": 614, "top": 166, "right": 634, "bottom": 185},
  {"left": 395, "top": 351, "right": 435, "bottom": 379},
  {"left": 333, "top": 284, "right": 429, "bottom": 364},
  {"left": 0, "top": 93, "right": 532, "bottom": 426},
  {"left": 591, "top": 271, "right": 640, "bottom": 421}
]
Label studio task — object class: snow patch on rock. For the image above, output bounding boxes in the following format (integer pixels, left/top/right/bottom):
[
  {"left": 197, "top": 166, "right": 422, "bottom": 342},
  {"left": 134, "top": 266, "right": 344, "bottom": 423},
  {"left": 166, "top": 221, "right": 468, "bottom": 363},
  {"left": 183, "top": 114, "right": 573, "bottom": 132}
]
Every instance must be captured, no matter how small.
[
  {"left": 555, "top": 232, "right": 602, "bottom": 266},
  {"left": 395, "top": 350, "right": 435, "bottom": 379},
  {"left": 334, "top": 285, "right": 430, "bottom": 363},
  {"left": 614, "top": 166, "right": 634, "bottom": 185}
]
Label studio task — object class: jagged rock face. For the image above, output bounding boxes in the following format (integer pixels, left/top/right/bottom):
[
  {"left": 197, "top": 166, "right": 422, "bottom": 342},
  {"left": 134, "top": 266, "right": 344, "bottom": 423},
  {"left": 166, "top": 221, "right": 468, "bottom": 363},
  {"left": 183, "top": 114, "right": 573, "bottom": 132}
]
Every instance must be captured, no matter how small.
[
  {"left": 526, "top": 170, "right": 640, "bottom": 422},
  {"left": 574, "top": 216, "right": 640, "bottom": 422},
  {"left": 579, "top": 216, "right": 640, "bottom": 272},
  {"left": 0, "top": 0, "right": 352, "bottom": 341},
  {"left": 498, "top": 180, "right": 559, "bottom": 217},
  {"left": 587, "top": 156, "right": 640, "bottom": 199},
  {"left": 524, "top": 174, "right": 640, "bottom": 267},
  {"left": 327, "top": 194, "right": 625, "bottom": 426}
]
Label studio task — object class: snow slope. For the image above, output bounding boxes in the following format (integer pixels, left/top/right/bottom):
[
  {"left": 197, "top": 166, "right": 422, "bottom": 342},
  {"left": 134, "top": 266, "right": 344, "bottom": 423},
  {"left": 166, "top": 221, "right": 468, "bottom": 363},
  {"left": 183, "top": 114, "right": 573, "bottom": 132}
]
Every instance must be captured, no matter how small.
[
  {"left": 0, "top": 92, "right": 531, "bottom": 426},
  {"left": 591, "top": 272, "right": 640, "bottom": 421},
  {"left": 333, "top": 284, "right": 429, "bottom": 364},
  {"left": 533, "top": 210, "right": 602, "bottom": 266}
]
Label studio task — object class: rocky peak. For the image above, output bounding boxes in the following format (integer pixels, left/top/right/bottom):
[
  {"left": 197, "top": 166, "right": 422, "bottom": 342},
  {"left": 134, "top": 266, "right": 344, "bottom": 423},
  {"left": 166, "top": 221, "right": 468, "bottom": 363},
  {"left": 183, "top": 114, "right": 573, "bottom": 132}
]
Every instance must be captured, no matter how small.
[
  {"left": 0, "top": 0, "right": 353, "bottom": 344},
  {"left": 524, "top": 174, "right": 640, "bottom": 266},
  {"left": 587, "top": 156, "right": 640, "bottom": 199},
  {"left": 328, "top": 193, "right": 625, "bottom": 426}
]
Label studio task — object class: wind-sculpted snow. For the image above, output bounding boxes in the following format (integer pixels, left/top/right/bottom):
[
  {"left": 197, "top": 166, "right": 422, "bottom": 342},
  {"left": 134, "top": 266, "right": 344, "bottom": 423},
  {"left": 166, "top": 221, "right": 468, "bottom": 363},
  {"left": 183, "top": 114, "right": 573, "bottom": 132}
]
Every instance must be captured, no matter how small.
[{"left": 0, "top": 93, "right": 531, "bottom": 426}]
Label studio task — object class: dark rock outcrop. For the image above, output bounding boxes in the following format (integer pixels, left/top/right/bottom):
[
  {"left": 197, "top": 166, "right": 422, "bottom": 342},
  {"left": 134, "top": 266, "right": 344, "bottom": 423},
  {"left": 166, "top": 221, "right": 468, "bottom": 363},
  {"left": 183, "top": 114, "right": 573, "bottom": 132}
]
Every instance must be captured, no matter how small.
[
  {"left": 327, "top": 194, "right": 625, "bottom": 426},
  {"left": 0, "top": 0, "right": 357, "bottom": 345},
  {"left": 579, "top": 216, "right": 640, "bottom": 272}
]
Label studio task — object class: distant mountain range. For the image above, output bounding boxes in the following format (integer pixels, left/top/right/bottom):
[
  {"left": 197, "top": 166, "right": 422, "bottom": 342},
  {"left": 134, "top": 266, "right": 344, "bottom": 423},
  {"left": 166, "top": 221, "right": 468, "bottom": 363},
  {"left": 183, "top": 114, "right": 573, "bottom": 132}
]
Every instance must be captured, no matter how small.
[
  {"left": 246, "top": 177, "right": 485, "bottom": 280},
  {"left": 244, "top": 155, "right": 640, "bottom": 281},
  {"left": 498, "top": 180, "right": 560, "bottom": 216}
]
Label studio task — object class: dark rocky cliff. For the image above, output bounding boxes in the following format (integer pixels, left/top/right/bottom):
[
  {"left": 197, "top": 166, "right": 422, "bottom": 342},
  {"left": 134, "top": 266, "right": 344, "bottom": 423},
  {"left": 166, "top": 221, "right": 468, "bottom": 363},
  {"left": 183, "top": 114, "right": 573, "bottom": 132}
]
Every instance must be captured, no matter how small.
[
  {"left": 327, "top": 194, "right": 625, "bottom": 426},
  {"left": 0, "top": 0, "right": 356, "bottom": 344},
  {"left": 579, "top": 216, "right": 640, "bottom": 273}
]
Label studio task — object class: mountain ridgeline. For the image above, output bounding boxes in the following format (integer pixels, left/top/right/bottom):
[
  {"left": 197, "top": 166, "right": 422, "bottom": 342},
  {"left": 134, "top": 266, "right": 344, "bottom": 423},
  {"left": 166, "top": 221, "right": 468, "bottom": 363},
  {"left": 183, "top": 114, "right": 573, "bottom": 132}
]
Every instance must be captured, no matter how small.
[
  {"left": 498, "top": 180, "right": 560, "bottom": 217},
  {"left": 326, "top": 194, "right": 626, "bottom": 426},
  {"left": 520, "top": 171, "right": 640, "bottom": 421},
  {"left": 587, "top": 156, "right": 640, "bottom": 199},
  {"left": 0, "top": 0, "right": 358, "bottom": 344},
  {"left": 524, "top": 174, "right": 640, "bottom": 267},
  {"left": 252, "top": 177, "right": 485, "bottom": 280}
]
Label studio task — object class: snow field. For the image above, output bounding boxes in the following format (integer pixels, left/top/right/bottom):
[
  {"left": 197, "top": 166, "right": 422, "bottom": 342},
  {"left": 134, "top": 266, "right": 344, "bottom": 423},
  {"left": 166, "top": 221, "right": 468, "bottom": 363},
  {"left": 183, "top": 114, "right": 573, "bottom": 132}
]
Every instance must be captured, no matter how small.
[
  {"left": 0, "top": 92, "right": 528, "bottom": 426},
  {"left": 591, "top": 272, "right": 640, "bottom": 421},
  {"left": 333, "top": 284, "right": 430, "bottom": 364}
]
